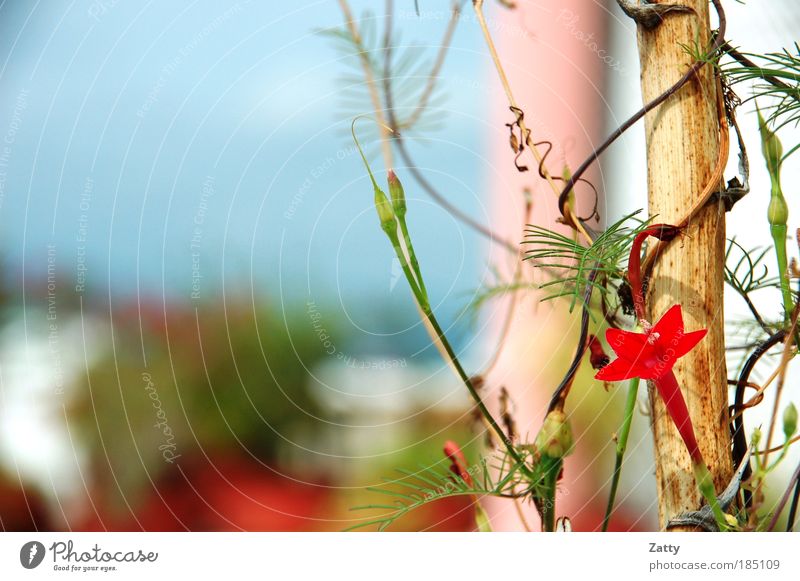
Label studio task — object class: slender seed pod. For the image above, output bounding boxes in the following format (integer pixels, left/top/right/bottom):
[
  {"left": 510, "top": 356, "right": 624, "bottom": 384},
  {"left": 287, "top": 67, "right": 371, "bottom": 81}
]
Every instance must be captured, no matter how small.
[
  {"left": 757, "top": 108, "right": 783, "bottom": 178},
  {"left": 387, "top": 170, "right": 406, "bottom": 219},
  {"left": 374, "top": 187, "right": 396, "bottom": 234},
  {"left": 758, "top": 108, "right": 793, "bottom": 326},
  {"left": 784, "top": 403, "right": 798, "bottom": 440}
]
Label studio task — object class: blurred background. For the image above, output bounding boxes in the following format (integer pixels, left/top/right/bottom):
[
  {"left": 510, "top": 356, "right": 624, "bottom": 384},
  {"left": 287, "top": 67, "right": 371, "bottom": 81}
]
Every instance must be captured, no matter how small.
[{"left": 0, "top": 0, "right": 798, "bottom": 531}]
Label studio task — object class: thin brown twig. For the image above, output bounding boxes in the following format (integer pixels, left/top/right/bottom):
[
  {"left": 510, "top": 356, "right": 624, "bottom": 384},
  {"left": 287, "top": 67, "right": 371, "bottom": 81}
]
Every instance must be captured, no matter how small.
[
  {"left": 761, "top": 304, "right": 800, "bottom": 468},
  {"left": 754, "top": 434, "right": 800, "bottom": 456},
  {"left": 391, "top": 136, "right": 519, "bottom": 252},
  {"left": 472, "top": 0, "right": 592, "bottom": 244},
  {"left": 721, "top": 40, "right": 796, "bottom": 93},
  {"left": 767, "top": 458, "right": 800, "bottom": 531},
  {"left": 729, "top": 365, "right": 782, "bottom": 422},
  {"left": 400, "top": 0, "right": 463, "bottom": 130},
  {"left": 381, "top": 0, "right": 519, "bottom": 253},
  {"left": 338, "top": 0, "right": 394, "bottom": 168}
]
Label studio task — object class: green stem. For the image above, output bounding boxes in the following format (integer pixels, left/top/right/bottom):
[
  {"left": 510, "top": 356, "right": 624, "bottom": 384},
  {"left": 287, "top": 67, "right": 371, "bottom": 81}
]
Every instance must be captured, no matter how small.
[
  {"left": 398, "top": 217, "right": 428, "bottom": 300},
  {"left": 385, "top": 228, "right": 532, "bottom": 478},
  {"left": 765, "top": 439, "right": 793, "bottom": 475},
  {"left": 386, "top": 231, "right": 422, "bottom": 297},
  {"left": 758, "top": 108, "right": 795, "bottom": 332},
  {"left": 351, "top": 116, "right": 382, "bottom": 191},
  {"left": 693, "top": 462, "right": 729, "bottom": 531},
  {"left": 602, "top": 377, "right": 639, "bottom": 532},
  {"left": 354, "top": 115, "right": 532, "bottom": 482},
  {"left": 538, "top": 456, "right": 561, "bottom": 532},
  {"left": 771, "top": 222, "right": 794, "bottom": 328},
  {"left": 421, "top": 302, "right": 531, "bottom": 475}
]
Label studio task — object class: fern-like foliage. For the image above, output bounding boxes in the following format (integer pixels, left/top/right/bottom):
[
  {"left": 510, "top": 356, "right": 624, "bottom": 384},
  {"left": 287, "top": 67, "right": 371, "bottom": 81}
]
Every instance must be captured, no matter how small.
[
  {"left": 724, "top": 239, "right": 778, "bottom": 296},
  {"left": 724, "top": 43, "right": 800, "bottom": 147},
  {"left": 318, "top": 11, "right": 448, "bottom": 138},
  {"left": 724, "top": 238, "right": 788, "bottom": 372},
  {"left": 521, "top": 211, "right": 652, "bottom": 312},
  {"left": 470, "top": 281, "right": 539, "bottom": 315},
  {"left": 346, "top": 449, "right": 534, "bottom": 531}
]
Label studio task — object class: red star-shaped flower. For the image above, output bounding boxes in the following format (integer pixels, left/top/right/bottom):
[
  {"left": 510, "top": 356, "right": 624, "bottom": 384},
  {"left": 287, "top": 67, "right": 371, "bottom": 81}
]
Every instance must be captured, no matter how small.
[{"left": 595, "top": 304, "right": 707, "bottom": 382}]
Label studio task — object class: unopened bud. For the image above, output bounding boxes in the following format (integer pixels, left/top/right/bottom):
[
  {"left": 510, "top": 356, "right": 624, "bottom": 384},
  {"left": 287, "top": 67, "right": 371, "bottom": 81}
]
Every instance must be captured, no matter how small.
[
  {"left": 535, "top": 410, "right": 574, "bottom": 459},
  {"left": 387, "top": 170, "right": 406, "bottom": 218},
  {"left": 374, "top": 187, "right": 396, "bottom": 233},
  {"left": 784, "top": 403, "right": 798, "bottom": 440},
  {"left": 758, "top": 108, "right": 783, "bottom": 177},
  {"left": 768, "top": 194, "right": 789, "bottom": 226},
  {"left": 751, "top": 427, "right": 762, "bottom": 449},
  {"left": 443, "top": 440, "right": 472, "bottom": 485},
  {"left": 587, "top": 335, "right": 609, "bottom": 370}
]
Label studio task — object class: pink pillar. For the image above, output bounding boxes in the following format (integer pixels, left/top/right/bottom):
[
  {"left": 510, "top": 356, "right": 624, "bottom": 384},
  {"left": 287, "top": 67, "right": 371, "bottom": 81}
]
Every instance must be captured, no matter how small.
[{"left": 481, "top": 0, "right": 610, "bottom": 531}]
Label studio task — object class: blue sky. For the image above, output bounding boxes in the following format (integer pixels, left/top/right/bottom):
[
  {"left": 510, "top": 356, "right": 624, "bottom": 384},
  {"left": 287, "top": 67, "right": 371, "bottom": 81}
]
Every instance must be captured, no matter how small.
[{"left": 0, "top": 0, "right": 491, "bottom": 329}]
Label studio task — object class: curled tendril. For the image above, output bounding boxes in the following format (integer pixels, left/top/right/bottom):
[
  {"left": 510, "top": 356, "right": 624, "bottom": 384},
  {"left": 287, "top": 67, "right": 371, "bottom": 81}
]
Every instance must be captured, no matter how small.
[
  {"left": 350, "top": 114, "right": 396, "bottom": 189},
  {"left": 505, "top": 106, "right": 530, "bottom": 172},
  {"left": 504, "top": 106, "right": 599, "bottom": 223},
  {"left": 532, "top": 140, "right": 599, "bottom": 223}
]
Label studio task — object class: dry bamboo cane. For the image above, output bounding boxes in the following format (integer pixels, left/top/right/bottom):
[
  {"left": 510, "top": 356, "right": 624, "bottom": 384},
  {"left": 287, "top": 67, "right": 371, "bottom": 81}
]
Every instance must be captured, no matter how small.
[{"left": 635, "top": 0, "right": 733, "bottom": 529}]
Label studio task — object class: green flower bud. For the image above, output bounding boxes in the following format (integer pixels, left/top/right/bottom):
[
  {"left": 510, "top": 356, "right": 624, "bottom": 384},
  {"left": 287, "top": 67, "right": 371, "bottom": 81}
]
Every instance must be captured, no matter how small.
[
  {"left": 374, "top": 187, "right": 396, "bottom": 233},
  {"left": 768, "top": 193, "right": 789, "bottom": 226},
  {"left": 387, "top": 170, "right": 406, "bottom": 218},
  {"left": 757, "top": 108, "right": 783, "bottom": 177},
  {"left": 784, "top": 402, "right": 798, "bottom": 440},
  {"left": 535, "top": 410, "right": 574, "bottom": 459},
  {"left": 751, "top": 427, "right": 762, "bottom": 449}
]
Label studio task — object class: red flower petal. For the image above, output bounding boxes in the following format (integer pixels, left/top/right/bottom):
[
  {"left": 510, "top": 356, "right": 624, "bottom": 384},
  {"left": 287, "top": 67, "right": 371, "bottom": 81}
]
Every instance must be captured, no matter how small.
[
  {"left": 653, "top": 370, "right": 703, "bottom": 464},
  {"left": 672, "top": 328, "right": 708, "bottom": 360},
  {"left": 597, "top": 304, "right": 707, "bottom": 383},
  {"left": 652, "top": 304, "right": 684, "bottom": 339},
  {"left": 605, "top": 328, "right": 650, "bottom": 362},
  {"left": 594, "top": 357, "right": 640, "bottom": 381}
]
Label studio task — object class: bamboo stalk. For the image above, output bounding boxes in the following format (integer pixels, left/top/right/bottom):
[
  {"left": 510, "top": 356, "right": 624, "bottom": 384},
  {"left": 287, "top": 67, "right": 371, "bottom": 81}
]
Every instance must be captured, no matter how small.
[{"left": 634, "top": 0, "right": 732, "bottom": 528}]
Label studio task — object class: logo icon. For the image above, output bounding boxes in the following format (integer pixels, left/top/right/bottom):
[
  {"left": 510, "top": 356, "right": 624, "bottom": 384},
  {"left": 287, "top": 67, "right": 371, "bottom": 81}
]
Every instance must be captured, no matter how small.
[{"left": 20, "top": 541, "right": 45, "bottom": 569}]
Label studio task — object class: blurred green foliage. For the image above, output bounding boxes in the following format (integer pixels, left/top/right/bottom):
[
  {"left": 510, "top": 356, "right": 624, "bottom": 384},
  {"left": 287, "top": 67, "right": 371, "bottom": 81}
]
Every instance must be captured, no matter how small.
[{"left": 68, "top": 299, "right": 329, "bottom": 510}]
